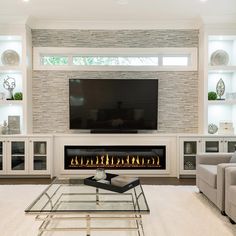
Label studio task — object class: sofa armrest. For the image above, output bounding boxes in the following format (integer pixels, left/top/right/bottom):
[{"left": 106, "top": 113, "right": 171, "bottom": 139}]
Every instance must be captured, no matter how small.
[
  {"left": 196, "top": 153, "right": 232, "bottom": 166},
  {"left": 226, "top": 167, "right": 236, "bottom": 186},
  {"left": 225, "top": 167, "right": 236, "bottom": 214},
  {"left": 217, "top": 163, "right": 236, "bottom": 211}
]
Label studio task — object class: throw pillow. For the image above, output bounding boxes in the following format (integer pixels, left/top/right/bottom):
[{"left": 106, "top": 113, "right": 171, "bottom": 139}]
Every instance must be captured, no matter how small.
[{"left": 230, "top": 152, "right": 236, "bottom": 163}]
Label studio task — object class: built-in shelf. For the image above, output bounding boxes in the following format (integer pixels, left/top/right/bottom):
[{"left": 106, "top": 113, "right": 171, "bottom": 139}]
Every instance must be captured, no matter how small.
[
  {"left": 208, "top": 66, "right": 236, "bottom": 72},
  {"left": 0, "top": 100, "right": 23, "bottom": 105},
  {"left": 207, "top": 33, "right": 236, "bottom": 134},
  {"left": 0, "top": 66, "right": 23, "bottom": 72},
  {"left": 208, "top": 100, "right": 236, "bottom": 105}
]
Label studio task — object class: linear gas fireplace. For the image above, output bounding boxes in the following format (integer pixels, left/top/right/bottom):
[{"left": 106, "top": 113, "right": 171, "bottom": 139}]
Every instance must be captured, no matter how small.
[{"left": 64, "top": 146, "right": 166, "bottom": 170}]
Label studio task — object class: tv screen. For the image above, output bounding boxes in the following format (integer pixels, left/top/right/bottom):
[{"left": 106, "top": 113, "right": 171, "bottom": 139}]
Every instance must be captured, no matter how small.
[{"left": 69, "top": 79, "right": 158, "bottom": 131}]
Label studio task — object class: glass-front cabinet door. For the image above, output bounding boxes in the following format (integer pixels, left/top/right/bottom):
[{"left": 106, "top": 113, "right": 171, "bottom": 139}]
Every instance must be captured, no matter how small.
[
  {"left": 8, "top": 139, "right": 28, "bottom": 174},
  {"left": 0, "top": 139, "right": 6, "bottom": 174},
  {"left": 202, "top": 138, "right": 224, "bottom": 153},
  {"left": 29, "top": 138, "right": 51, "bottom": 174},
  {"left": 224, "top": 138, "right": 236, "bottom": 153},
  {"left": 180, "top": 138, "right": 202, "bottom": 175}
]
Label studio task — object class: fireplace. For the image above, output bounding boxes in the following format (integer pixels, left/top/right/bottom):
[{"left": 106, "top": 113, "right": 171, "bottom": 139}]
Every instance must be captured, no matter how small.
[{"left": 64, "top": 145, "right": 166, "bottom": 169}]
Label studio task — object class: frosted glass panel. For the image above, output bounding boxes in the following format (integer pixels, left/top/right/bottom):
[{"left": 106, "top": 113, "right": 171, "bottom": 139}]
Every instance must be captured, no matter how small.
[{"left": 162, "top": 57, "right": 188, "bottom": 66}]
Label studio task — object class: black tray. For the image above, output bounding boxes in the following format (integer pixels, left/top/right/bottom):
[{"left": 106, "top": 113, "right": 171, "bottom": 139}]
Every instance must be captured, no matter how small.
[{"left": 84, "top": 173, "right": 140, "bottom": 193}]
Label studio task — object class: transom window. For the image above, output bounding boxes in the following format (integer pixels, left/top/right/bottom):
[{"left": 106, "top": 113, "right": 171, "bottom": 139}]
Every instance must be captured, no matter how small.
[
  {"left": 41, "top": 56, "right": 68, "bottom": 66},
  {"left": 72, "top": 56, "right": 159, "bottom": 66},
  {"left": 34, "top": 47, "right": 197, "bottom": 71}
]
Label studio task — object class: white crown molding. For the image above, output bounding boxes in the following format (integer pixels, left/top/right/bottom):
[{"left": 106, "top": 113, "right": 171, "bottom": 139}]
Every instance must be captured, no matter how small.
[
  {"left": 201, "top": 15, "right": 236, "bottom": 26},
  {"left": 0, "top": 23, "right": 26, "bottom": 34},
  {"left": 27, "top": 17, "right": 201, "bottom": 30}
]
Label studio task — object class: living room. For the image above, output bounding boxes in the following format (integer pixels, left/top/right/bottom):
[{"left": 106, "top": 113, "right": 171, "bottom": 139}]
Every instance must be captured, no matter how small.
[{"left": 0, "top": 0, "right": 236, "bottom": 235}]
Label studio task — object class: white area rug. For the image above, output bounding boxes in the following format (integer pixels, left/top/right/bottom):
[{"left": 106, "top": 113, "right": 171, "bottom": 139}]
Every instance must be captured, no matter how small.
[{"left": 0, "top": 185, "right": 235, "bottom": 236}]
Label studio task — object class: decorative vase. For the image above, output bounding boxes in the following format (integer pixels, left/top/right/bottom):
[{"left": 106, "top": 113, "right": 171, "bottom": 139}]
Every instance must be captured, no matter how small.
[
  {"left": 216, "top": 78, "right": 225, "bottom": 100},
  {"left": 94, "top": 169, "right": 107, "bottom": 181}
]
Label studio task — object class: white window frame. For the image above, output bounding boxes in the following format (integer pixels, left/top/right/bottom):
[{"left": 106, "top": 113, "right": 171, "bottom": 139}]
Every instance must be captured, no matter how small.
[{"left": 33, "top": 47, "right": 198, "bottom": 71}]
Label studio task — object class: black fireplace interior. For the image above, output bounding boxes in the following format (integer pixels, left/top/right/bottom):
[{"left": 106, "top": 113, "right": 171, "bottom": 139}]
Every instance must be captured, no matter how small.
[{"left": 64, "top": 145, "right": 166, "bottom": 169}]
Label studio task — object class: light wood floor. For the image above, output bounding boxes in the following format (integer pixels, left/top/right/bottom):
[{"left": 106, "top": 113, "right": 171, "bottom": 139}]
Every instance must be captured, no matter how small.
[{"left": 0, "top": 177, "right": 196, "bottom": 185}]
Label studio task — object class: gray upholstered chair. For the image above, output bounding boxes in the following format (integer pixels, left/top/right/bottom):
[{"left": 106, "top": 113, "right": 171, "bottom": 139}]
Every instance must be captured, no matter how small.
[
  {"left": 225, "top": 167, "right": 236, "bottom": 224},
  {"left": 196, "top": 153, "right": 236, "bottom": 214}
]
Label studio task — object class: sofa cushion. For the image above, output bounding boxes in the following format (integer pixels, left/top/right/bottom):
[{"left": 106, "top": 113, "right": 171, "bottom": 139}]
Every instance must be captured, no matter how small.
[
  {"left": 198, "top": 164, "right": 217, "bottom": 188},
  {"left": 230, "top": 153, "right": 236, "bottom": 163},
  {"left": 229, "top": 186, "right": 236, "bottom": 205}
]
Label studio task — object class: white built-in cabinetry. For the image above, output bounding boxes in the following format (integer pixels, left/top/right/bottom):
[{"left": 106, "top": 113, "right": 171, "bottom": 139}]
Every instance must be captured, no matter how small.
[
  {"left": 0, "top": 26, "right": 32, "bottom": 134},
  {"left": 0, "top": 136, "right": 52, "bottom": 176},
  {"left": 179, "top": 136, "right": 236, "bottom": 176},
  {"left": 206, "top": 31, "right": 236, "bottom": 134}
]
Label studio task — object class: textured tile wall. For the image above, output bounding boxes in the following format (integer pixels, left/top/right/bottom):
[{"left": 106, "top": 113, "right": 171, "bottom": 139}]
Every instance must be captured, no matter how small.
[
  {"left": 32, "top": 29, "right": 199, "bottom": 48},
  {"left": 32, "top": 29, "right": 199, "bottom": 134},
  {"left": 32, "top": 71, "right": 198, "bottom": 134}
]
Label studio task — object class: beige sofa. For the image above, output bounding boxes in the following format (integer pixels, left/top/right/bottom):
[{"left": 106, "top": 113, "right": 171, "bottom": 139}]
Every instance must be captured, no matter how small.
[
  {"left": 225, "top": 167, "right": 236, "bottom": 224},
  {"left": 196, "top": 153, "right": 236, "bottom": 214}
]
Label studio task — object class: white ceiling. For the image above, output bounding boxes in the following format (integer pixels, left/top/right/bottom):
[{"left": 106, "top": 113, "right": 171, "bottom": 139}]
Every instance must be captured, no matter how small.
[{"left": 0, "top": 0, "right": 236, "bottom": 28}]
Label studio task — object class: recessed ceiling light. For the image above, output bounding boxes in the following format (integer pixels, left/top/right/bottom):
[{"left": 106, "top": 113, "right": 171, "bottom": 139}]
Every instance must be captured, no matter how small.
[
  {"left": 22, "top": 0, "right": 30, "bottom": 2},
  {"left": 200, "top": 0, "right": 208, "bottom": 2}
]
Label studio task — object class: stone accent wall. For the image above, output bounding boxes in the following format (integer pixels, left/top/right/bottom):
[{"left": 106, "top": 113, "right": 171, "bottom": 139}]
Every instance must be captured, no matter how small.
[
  {"left": 32, "top": 29, "right": 199, "bottom": 134},
  {"left": 32, "top": 71, "right": 198, "bottom": 134},
  {"left": 32, "top": 29, "right": 199, "bottom": 48}
]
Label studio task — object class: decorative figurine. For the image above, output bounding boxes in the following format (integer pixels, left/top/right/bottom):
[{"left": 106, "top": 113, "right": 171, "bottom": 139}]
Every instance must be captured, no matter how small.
[
  {"left": 216, "top": 78, "right": 225, "bottom": 100},
  {"left": 3, "top": 76, "right": 16, "bottom": 100}
]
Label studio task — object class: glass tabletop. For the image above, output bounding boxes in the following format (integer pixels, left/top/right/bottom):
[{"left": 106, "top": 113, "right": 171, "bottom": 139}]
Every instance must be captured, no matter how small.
[{"left": 25, "top": 178, "right": 150, "bottom": 214}]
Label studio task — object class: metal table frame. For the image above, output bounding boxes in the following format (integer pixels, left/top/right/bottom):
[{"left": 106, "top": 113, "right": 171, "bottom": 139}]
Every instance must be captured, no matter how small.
[{"left": 25, "top": 179, "right": 150, "bottom": 236}]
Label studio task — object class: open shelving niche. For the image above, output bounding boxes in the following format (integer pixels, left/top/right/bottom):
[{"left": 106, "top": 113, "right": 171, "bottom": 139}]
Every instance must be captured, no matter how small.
[
  {"left": 0, "top": 26, "right": 32, "bottom": 134},
  {"left": 207, "top": 34, "right": 236, "bottom": 134}
]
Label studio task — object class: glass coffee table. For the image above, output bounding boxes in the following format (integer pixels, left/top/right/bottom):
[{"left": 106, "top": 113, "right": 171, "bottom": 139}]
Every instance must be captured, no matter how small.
[{"left": 25, "top": 178, "right": 150, "bottom": 236}]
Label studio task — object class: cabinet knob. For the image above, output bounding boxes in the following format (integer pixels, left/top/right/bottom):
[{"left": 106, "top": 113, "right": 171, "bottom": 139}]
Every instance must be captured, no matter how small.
[
  {"left": 221, "top": 140, "right": 223, "bottom": 143},
  {"left": 198, "top": 140, "right": 201, "bottom": 143}
]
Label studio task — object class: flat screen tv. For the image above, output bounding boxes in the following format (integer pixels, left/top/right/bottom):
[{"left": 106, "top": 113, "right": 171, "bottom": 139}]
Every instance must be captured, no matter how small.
[{"left": 69, "top": 79, "right": 158, "bottom": 132}]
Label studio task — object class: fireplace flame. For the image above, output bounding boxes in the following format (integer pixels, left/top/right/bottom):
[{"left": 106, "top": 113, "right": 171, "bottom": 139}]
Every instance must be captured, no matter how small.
[
  {"left": 126, "top": 155, "right": 130, "bottom": 164},
  {"left": 106, "top": 154, "right": 109, "bottom": 165},
  {"left": 69, "top": 154, "right": 162, "bottom": 168},
  {"left": 75, "top": 156, "right": 79, "bottom": 165}
]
